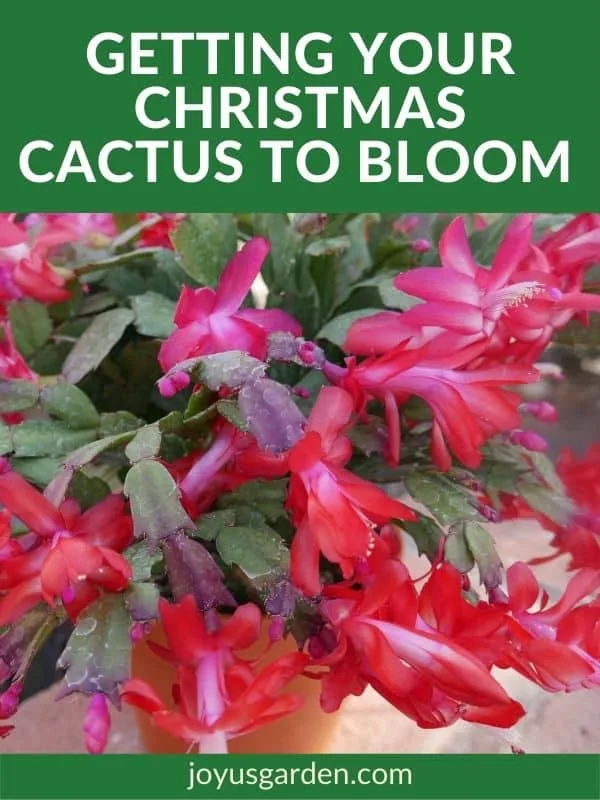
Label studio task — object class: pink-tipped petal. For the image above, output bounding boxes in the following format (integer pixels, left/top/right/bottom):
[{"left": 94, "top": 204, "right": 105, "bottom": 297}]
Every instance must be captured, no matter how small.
[
  {"left": 439, "top": 218, "right": 478, "bottom": 276},
  {"left": 394, "top": 267, "right": 480, "bottom": 305},
  {"left": 236, "top": 308, "right": 302, "bottom": 337},
  {"left": 344, "top": 312, "right": 418, "bottom": 356},
  {"left": 488, "top": 215, "right": 534, "bottom": 291},
  {"left": 306, "top": 386, "right": 353, "bottom": 450},
  {"left": 214, "top": 237, "right": 271, "bottom": 313},
  {"left": 400, "top": 301, "right": 484, "bottom": 335}
]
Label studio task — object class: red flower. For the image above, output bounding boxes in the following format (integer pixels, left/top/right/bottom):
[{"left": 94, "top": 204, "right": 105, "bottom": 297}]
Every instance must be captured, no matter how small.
[
  {"left": 316, "top": 561, "right": 523, "bottom": 729},
  {"left": 537, "top": 213, "right": 600, "bottom": 274},
  {"left": 122, "top": 597, "right": 308, "bottom": 752},
  {"left": 0, "top": 217, "right": 72, "bottom": 307},
  {"left": 137, "top": 213, "right": 183, "bottom": 249},
  {"left": 558, "top": 445, "right": 600, "bottom": 517},
  {"left": 499, "top": 563, "right": 600, "bottom": 691},
  {"left": 158, "top": 237, "right": 301, "bottom": 389},
  {"left": 178, "top": 423, "right": 249, "bottom": 506},
  {"left": 0, "top": 322, "right": 36, "bottom": 383},
  {"left": 500, "top": 446, "right": 600, "bottom": 571},
  {"left": 24, "top": 213, "right": 116, "bottom": 247},
  {"left": 0, "top": 464, "right": 133, "bottom": 625},
  {"left": 342, "top": 343, "right": 536, "bottom": 470},
  {"left": 286, "top": 387, "right": 415, "bottom": 596}
]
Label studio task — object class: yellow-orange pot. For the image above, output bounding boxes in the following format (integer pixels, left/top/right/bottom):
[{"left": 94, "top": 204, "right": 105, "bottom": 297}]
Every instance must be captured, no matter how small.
[{"left": 131, "top": 620, "right": 338, "bottom": 754}]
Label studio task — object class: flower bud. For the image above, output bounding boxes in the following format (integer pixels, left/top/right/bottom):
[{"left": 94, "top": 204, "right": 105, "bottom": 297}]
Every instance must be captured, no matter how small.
[
  {"left": 472, "top": 501, "right": 503, "bottom": 523},
  {"left": 130, "top": 622, "right": 146, "bottom": 644},
  {"left": 268, "top": 616, "right": 286, "bottom": 643},
  {"left": 393, "top": 215, "right": 420, "bottom": 235},
  {"left": 158, "top": 370, "right": 191, "bottom": 398},
  {"left": 292, "top": 387, "right": 311, "bottom": 399},
  {"left": 519, "top": 401, "right": 559, "bottom": 422},
  {"left": 0, "top": 682, "right": 22, "bottom": 720},
  {"left": 297, "top": 341, "right": 325, "bottom": 367},
  {"left": 292, "top": 213, "right": 328, "bottom": 235},
  {"left": 508, "top": 429, "right": 549, "bottom": 452},
  {"left": 83, "top": 694, "right": 111, "bottom": 755},
  {"left": 412, "top": 238, "right": 432, "bottom": 253}
]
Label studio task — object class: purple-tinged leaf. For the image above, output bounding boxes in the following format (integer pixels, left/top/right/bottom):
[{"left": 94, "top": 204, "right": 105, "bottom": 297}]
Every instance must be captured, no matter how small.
[
  {"left": 0, "top": 606, "right": 50, "bottom": 683},
  {"left": 238, "top": 377, "right": 305, "bottom": 452},
  {"left": 263, "top": 576, "right": 303, "bottom": 618},
  {"left": 122, "top": 542, "right": 162, "bottom": 621},
  {"left": 163, "top": 533, "right": 235, "bottom": 610}
]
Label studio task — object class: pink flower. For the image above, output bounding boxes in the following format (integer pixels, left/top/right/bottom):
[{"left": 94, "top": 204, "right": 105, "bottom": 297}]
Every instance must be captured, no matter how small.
[
  {"left": 393, "top": 215, "right": 420, "bottom": 235},
  {"left": 537, "top": 213, "right": 600, "bottom": 275},
  {"left": 0, "top": 216, "right": 73, "bottom": 307},
  {"left": 459, "top": 215, "right": 600, "bottom": 364},
  {"left": 158, "top": 237, "right": 301, "bottom": 386},
  {"left": 25, "top": 214, "right": 116, "bottom": 246},
  {"left": 495, "top": 238, "right": 600, "bottom": 362},
  {"left": 345, "top": 216, "right": 541, "bottom": 356}
]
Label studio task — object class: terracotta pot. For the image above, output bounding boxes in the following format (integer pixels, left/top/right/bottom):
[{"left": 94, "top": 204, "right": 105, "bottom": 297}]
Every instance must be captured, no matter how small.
[{"left": 131, "top": 621, "right": 338, "bottom": 754}]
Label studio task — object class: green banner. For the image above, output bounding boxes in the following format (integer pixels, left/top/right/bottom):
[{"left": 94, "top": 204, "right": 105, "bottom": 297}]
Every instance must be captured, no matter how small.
[
  {"left": 0, "top": 755, "right": 598, "bottom": 800},
  {"left": 1, "top": 0, "right": 599, "bottom": 210}
]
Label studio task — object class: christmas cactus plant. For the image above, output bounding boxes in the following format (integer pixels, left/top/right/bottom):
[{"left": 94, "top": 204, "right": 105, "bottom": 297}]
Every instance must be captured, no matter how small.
[{"left": 0, "top": 210, "right": 599, "bottom": 753}]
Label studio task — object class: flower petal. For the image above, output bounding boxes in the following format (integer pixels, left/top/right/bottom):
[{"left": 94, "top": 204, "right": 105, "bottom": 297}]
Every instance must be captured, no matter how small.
[
  {"left": 306, "top": 387, "right": 353, "bottom": 452},
  {"left": 395, "top": 267, "right": 480, "bottom": 305},
  {"left": 439, "top": 218, "right": 478, "bottom": 276},
  {"left": 214, "top": 237, "right": 270, "bottom": 314},
  {"left": 506, "top": 562, "right": 539, "bottom": 613},
  {"left": 488, "top": 215, "right": 534, "bottom": 291},
  {"left": 0, "top": 467, "right": 63, "bottom": 537},
  {"left": 219, "top": 603, "right": 262, "bottom": 651},
  {"left": 236, "top": 308, "right": 302, "bottom": 337}
]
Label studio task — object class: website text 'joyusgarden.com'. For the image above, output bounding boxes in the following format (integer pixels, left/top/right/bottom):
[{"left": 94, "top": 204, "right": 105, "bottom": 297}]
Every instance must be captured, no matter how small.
[{"left": 186, "top": 760, "right": 413, "bottom": 792}]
